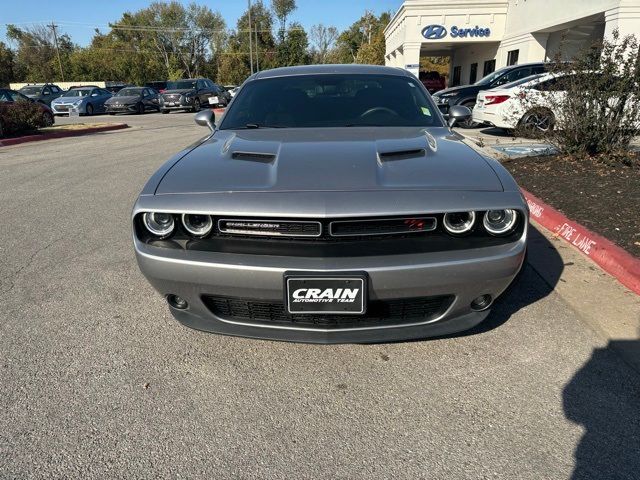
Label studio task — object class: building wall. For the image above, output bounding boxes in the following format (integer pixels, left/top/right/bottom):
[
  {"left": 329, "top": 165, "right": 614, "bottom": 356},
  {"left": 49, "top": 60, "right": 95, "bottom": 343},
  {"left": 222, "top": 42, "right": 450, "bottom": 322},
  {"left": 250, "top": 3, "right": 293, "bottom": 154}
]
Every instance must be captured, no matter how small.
[
  {"left": 385, "top": 0, "right": 640, "bottom": 83},
  {"left": 450, "top": 43, "right": 500, "bottom": 86}
]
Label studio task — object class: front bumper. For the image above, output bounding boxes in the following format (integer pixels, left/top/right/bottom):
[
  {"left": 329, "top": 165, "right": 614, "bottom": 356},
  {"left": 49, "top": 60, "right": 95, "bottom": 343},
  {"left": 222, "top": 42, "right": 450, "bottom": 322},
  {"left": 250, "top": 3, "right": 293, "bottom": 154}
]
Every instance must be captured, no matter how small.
[
  {"left": 106, "top": 104, "right": 136, "bottom": 113},
  {"left": 134, "top": 229, "right": 527, "bottom": 343},
  {"left": 51, "top": 104, "right": 83, "bottom": 115}
]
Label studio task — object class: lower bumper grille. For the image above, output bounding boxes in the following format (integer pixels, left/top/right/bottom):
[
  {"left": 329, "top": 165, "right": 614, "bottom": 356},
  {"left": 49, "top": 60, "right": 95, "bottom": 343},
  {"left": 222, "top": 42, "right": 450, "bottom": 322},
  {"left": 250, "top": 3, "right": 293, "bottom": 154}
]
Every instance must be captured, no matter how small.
[{"left": 202, "top": 295, "right": 454, "bottom": 329}]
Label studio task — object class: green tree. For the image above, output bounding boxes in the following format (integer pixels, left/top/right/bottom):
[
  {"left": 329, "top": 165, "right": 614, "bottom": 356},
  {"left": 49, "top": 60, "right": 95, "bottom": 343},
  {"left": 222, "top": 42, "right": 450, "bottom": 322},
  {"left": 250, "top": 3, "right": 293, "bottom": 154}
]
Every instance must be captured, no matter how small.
[
  {"left": 0, "top": 42, "right": 15, "bottom": 87},
  {"left": 334, "top": 11, "right": 390, "bottom": 65},
  {"left": 6, "top": 24, "right": 75, "bottom": 82},
  {"left": 219, "top": 1, "right": 276, "bottom": 83},
  {"left": 281, "top": 22, "right": 309, "bottom": 66}
]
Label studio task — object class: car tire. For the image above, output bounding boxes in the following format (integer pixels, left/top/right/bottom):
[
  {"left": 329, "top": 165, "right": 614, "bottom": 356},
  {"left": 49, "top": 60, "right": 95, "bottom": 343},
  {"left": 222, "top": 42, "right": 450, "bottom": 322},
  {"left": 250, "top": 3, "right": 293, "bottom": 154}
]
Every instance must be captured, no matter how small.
[
  {"left": 458, "top": 101, "right": 480, "bottom": 129},
  {"left": 42, "top": 112, "right": 54, "bottom": 127},
  {"left": 192, "top": 98, "right": 201, "bottom": 112},
  {"left": 518, "top": 108, "right": 555, "bottom": 138},
  {"left": 86, "top": 103, "right": 94, "bottom": 116},
  {"left": 136, "top": 102, "right": 144, "bottom": 115},
  {"left": 109, "top": 113, "right": 116, "bottom": 116},
  {"left": 161, "top": 109, "right": 170, "bottom": 114}
]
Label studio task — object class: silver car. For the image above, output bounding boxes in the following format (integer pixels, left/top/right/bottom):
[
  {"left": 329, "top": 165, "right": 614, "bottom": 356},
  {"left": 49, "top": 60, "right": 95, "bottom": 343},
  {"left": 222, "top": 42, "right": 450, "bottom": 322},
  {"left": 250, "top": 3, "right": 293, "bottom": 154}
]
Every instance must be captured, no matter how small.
[
  {"left": 51, "top": 86, "right": 112, "bottom": 116},
  {"left": 132, "top": 65, "right": 528, "bottom": 343}
]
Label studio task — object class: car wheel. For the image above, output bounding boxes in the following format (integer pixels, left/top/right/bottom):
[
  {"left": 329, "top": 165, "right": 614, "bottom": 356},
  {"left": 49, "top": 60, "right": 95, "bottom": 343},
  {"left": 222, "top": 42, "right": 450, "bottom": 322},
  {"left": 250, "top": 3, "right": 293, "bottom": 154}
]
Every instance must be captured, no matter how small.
[
  {"left": 42, "top": 112, "right": 54, "bottom": 127},
  {"left": 86, "top": 103, "right": 94, "bottom": 116},
  {"left": 161, "top": 109, "right": 170, "bottom": 114},
  {"left": 458, "top": 101, "right": 480, "bottom": 129},
  {"left": 518, "top": 108, "right": 555, "bottom": 138},
  {"left": 136, "top": 102, "right": 144, "bottom": 115},
  {"left": 192, "top": 98, "right": 201, "bottom": 112}
]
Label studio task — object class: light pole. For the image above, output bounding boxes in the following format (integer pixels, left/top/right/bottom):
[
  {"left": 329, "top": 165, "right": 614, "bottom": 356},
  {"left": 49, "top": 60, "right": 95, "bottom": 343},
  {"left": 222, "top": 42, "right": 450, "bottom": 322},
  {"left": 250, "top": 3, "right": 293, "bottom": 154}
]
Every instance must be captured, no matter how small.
[{"left": 248, "top": 0, "right": 254, "bottom": 75}]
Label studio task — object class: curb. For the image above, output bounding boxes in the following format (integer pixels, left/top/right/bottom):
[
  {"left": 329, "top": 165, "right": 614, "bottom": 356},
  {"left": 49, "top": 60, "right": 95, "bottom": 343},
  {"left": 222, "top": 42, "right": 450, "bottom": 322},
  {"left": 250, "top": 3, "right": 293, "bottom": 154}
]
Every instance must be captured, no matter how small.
[
  {"left": 523, "top": 188, "right": 640, "bottom": 295},
  {"left": 0, "top": 123, "right": 129, "bottom": 147}
]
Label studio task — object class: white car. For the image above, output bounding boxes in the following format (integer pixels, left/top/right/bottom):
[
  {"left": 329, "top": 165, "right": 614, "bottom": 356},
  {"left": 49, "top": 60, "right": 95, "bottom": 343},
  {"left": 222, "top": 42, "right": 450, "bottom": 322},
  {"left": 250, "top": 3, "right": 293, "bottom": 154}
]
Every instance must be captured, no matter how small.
[{"left": 472, "top": 72, "right": 563, "bottom": 133}]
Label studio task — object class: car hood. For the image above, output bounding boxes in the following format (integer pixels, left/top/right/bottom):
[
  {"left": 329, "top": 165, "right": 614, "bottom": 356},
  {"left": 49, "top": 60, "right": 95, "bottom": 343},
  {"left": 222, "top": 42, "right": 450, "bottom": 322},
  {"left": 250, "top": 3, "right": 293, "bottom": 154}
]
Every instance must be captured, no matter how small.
[
  {"left": 433, "top": 85, "right": 480, "bottom": 97},
  {"left": 161, "top": 89, "right": 195, "bottom": 95},
  {"left": 53, "top": 96, "right": 85, "bottom": 103},
  {"left": 155, "top": 127, "right": 503, "bottom": 195},
  {"left": 106, "top": 96, "right": 139, "bottom": 104}
]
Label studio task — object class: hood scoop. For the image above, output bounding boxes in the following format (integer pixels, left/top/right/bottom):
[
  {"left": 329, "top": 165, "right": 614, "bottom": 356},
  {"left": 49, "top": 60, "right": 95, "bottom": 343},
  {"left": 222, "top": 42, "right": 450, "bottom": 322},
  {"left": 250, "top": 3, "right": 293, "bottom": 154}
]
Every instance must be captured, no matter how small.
[
  {"left": 231, "top": 151, "right": 277, "bottom": 163},
  {"left": 378, "top": 148, "right": 426, "bottom": 162}
]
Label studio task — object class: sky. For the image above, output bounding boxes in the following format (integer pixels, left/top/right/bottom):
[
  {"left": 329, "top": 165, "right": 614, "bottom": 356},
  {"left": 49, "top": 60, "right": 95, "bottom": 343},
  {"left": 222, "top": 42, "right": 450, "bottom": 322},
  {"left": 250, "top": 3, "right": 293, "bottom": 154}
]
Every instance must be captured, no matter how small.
[{"left": 0, "top": 0, "right": 401, "bottom": 47}]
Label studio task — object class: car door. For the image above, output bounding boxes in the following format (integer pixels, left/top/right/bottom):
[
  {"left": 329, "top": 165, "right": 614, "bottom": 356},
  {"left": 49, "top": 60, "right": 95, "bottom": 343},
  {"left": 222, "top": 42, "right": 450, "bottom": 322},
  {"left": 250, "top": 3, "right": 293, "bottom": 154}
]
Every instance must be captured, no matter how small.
[
  {"left": 195, "top": 80, "right": 209, "bottom": 103},
  {"left": 99, "top": 88, "right": 113, "bottom": 111},
  {"left": 143, "top": 88, "right": 159, "bottom": 110},
  {"left": 41, "top": 86, "right": 52, "bottom": 105}
]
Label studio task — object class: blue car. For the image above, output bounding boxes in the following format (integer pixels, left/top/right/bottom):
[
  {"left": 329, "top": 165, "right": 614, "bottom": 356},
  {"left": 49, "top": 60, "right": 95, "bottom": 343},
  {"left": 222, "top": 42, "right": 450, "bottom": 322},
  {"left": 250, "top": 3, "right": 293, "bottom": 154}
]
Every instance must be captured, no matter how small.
[{"left": 51, "top": 86, "right": 113, "bottom": 116}]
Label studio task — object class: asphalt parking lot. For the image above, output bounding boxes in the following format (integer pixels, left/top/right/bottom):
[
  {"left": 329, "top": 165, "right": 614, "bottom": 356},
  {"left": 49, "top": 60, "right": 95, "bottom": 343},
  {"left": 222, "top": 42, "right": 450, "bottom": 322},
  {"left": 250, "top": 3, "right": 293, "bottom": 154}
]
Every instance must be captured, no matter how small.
[{"left": 1, "top": 112, "right": 639, "bottom": 479}]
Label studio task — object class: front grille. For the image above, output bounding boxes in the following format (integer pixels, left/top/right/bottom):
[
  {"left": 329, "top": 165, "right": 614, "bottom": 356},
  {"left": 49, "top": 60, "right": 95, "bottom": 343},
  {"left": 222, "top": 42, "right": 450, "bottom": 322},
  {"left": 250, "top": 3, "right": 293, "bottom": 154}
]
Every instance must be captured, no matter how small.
[
  {"left": 202, "top": 295, "right": 454, "bottom": 329},
  {"left": 329, "top": 217, "right": 437, "bottom": 237},
  {"left": 54, "top": 105, "right": 70, "bottom": 111},
  {"left": 163, "top": 94, "right": 181, "bottom": 102},
  {"left": 218, "top": 219, "right": 321, "bottom": 237}
]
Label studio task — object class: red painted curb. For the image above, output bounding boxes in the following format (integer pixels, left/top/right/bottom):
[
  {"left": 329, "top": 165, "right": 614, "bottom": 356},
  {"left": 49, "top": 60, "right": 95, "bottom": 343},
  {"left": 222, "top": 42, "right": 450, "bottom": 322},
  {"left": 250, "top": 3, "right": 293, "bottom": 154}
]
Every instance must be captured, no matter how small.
[
  {"left": 523, "top": 188, "right": 640, "bottom": 295},
  {"left": 0, "top": 123, "right": 129, "bottom": 147}
]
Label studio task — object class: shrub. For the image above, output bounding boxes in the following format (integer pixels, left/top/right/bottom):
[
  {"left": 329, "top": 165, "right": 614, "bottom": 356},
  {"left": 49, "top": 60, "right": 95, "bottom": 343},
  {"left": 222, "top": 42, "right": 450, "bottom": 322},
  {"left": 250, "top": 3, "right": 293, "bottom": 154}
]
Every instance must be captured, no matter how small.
[
  {"left": 0, "top": 100, "right": 47, "bottom": 137},
  {"left": 514, "top": 30, "right": 640, "bottom": 160}
]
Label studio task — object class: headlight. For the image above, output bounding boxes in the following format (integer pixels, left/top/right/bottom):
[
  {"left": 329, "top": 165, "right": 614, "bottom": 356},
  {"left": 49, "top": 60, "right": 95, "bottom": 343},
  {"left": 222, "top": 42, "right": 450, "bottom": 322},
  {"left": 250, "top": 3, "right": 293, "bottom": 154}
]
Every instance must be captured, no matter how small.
[
  {"left": 182, "top": 214, "right": 213, "bottom": 237},
  {"left": 483, "top": 209, "right": 518, "bottom": 235},
  {"left": 443, "top": 211, "right": 476, "bottom": 235},
  {"left": 143, "top": 212, "right": 175, "bottom": 237}
]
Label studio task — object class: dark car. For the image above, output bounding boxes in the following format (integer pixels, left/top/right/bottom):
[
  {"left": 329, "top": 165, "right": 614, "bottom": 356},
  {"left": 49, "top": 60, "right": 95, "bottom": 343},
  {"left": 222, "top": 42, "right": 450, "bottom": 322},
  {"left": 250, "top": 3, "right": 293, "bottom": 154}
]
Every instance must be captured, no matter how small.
[
  {"left": 159, "top": 78, "right": 229, "bottom": 113},
  {"left": 0, "top": 88, "right": 54, "bottom": 137},
  {"left": 145, "top": 81, "right": 168, "bottom": 93},
  {"left": 105, "top": 83, "right": 132, "bottom": 94},
  {"left": 420, "top": 71, "right": 446, "bottom": 94},
  {"left": 105, "top": 87, "right": 160, "bottom": 115},
  {"left": 17, "top": 83, "right": 65, "bottom": 107},
  {"left": 432, "top": 62, "right": 546, "bottom": 128}
]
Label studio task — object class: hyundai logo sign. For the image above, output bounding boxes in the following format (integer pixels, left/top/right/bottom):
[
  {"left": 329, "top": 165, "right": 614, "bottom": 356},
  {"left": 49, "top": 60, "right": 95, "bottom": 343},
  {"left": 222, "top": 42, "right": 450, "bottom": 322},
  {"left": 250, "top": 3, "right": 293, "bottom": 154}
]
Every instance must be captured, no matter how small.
[
  {"left": 421, "top": 24, "right": 491, "bottom": 40},
  {"left": 421, "top": 24, "right": 447, "bottom": 40}
]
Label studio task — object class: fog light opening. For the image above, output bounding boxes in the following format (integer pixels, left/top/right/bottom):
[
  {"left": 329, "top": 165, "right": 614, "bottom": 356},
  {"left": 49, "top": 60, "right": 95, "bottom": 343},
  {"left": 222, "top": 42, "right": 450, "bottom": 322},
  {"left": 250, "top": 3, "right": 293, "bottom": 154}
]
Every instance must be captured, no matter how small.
[
  {"left": 167, "top": 294, "right": 188, "bottom": 310},
  {"left": 471, "top": 294, "right": 493, "bottom": 311}
]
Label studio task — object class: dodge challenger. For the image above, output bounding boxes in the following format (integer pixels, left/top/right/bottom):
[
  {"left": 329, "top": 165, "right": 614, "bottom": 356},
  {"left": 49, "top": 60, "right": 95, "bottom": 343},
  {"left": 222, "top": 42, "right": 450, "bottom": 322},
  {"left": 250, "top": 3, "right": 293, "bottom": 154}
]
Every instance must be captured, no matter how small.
[{"left": 132, "top": 64, "right": 528, "bottom": 343}]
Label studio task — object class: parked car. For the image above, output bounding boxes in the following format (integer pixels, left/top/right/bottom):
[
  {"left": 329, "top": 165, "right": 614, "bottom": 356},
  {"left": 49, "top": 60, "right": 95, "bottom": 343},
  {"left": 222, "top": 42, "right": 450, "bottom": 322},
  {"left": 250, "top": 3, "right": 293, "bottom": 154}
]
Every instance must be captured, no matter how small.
[
  {"left": 132, "top": 64, "right": 527, "bottom": 343},
  {"left": 105, "top": 87, "right": 160, "bottom": 115},
  {"left": 51, "top": 86, "right": 113, "bottom": 116},
  {"left": 105, "top": 83, "right": 132, "bottom": 94},
  {"left": 0, "top": 88, "right": 54, "bottom": 137},
  {"left": 432, "top": 62, "right": 546, "bottom": 128},
  {"left": 228, "top": 86, "right": 239, "bottom": 98},
  {"left": 158, "top": 78, "right": 229, "bottom": 113},
  {"left": 472, "top": 73, "right": 551, "bottom": 132},
  {"left": 17, "top": 83, "right": 65, "bottom": 107},
  {"left": 145, "top": 81, "right": 168, "bottom": 93},
  {"left": 419, "top": 71, "right": 446, "bottom": 94}
]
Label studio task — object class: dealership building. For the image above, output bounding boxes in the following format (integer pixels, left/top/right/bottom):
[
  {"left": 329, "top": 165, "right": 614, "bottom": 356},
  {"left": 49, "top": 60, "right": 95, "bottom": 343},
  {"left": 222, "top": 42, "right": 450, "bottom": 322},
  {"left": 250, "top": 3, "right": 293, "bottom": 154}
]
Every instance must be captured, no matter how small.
[{"left": 384, "top": 0, "right": 640, "bottom": 86}]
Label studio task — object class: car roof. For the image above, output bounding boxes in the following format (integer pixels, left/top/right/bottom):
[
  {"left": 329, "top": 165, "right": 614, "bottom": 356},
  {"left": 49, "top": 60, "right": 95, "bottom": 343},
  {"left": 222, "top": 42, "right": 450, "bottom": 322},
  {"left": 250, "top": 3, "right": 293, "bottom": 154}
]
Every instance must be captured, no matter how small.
[{"left": 252, "top": 64, "right": 412, "bottom": 80}]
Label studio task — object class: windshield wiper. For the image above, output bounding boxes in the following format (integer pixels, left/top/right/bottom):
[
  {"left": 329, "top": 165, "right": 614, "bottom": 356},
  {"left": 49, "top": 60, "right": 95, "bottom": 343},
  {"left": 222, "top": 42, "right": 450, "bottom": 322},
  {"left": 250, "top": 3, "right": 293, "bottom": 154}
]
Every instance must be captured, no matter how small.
[{"left": 244, "top": 123, "right": 286, "bottom": 129}]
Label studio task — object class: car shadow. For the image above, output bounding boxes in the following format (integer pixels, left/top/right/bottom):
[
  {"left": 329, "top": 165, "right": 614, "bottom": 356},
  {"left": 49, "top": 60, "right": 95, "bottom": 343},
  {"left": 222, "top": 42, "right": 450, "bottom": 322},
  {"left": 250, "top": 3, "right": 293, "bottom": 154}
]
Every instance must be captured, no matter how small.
[
  {"left": 563, "top": 337, "right": 640, "bottom": 479},
  {"left": 456, "top": 224, "right": 564, "bottom": 337}
]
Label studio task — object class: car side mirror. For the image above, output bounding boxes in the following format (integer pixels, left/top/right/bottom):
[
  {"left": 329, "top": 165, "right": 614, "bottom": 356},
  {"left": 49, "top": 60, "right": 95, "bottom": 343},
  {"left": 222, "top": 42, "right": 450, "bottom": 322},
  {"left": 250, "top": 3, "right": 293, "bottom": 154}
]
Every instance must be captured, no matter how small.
[
  {"left": 447, "top": 105, "right": 472, "bottom": 127},
  {"left": 91, "top": 93, "right": 98, "bottom": 97},
  {"left": 43, "top": 91, "right": 50, "bottom": 95},
  {"left": 194, "top": 109, "right": 216, "bottom": 132}
]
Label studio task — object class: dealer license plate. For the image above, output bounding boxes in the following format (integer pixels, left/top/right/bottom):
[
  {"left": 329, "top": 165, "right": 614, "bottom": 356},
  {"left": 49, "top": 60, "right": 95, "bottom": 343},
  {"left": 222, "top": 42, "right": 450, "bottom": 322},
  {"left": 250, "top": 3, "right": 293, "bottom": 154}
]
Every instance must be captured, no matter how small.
[
  {"left": 208, "top": 96, "right": 219, "bottom": 105},
  {"left": 285, "top": 275, "right": 366, "bottom": 314}
]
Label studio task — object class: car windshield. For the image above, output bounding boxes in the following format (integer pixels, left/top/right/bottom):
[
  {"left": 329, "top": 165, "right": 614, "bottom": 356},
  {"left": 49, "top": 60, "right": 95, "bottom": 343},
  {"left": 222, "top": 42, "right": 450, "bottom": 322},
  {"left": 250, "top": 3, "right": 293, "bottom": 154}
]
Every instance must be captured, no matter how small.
[
  {"left": 499, "top": 73, "right": 546, "bottom": 89},
  {"left": 64, "top": 89, "right": 92, "bottom": 97},
  {"left": 220, "top": 74, "right": 442, "bottom": 129},
  {"left": 117, "top": 88, "right": 143, "bottom": 96},
  {"left": 19, "top": 86, "right": 42, "bottom": 95},
  {"left": 167, "top": 80, "right": 197, "bottom": 90},
  {"left": 475, "top": 67, "right": 510, "bottom": 86}
]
